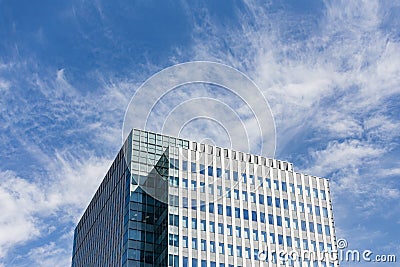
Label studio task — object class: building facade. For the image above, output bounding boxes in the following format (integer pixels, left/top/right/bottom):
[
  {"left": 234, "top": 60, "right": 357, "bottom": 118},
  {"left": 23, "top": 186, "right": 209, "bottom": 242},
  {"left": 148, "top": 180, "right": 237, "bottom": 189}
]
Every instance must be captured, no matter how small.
[{"left": 72, "top": 129, "right": 339, "bottom": 267}]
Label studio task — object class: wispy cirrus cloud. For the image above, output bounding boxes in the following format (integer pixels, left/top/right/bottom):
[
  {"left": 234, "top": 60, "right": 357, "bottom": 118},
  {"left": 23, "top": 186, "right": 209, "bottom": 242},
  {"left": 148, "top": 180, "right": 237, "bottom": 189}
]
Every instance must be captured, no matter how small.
[{"left": 183, "top": 0, "right": 400, "bottom": 258}]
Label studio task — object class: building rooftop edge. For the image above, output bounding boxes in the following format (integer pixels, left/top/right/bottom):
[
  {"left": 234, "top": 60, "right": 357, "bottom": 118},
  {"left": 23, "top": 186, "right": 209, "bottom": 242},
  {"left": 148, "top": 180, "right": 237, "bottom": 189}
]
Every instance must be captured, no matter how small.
[{"left": 130, "top": 128, "right": 329, "bottom": 182}]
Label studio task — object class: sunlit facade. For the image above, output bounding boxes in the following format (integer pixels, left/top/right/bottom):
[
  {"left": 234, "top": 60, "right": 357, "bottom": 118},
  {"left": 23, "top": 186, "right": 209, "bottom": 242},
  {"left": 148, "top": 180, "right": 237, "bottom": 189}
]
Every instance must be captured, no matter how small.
[{"left": 72, "top": 129, "right": 338, "bottom": 267}]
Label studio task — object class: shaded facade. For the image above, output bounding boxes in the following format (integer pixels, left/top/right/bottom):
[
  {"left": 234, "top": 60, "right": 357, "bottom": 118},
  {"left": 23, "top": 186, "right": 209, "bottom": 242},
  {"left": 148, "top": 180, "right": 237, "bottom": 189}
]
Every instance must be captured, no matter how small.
[{"left": 72, "top": 129, "right": 339, "bottom": 267}]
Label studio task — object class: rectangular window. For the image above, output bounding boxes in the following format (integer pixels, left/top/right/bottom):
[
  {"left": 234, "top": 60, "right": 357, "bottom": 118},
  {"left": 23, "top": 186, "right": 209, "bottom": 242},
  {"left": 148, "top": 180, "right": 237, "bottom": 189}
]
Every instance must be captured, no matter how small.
[
  {"left": 234, "top": 189, "right": 240, "bottom": 200},
  {"left": 235, "top": 226, "right": 241, "bottom": 238},
  {"left": 245, "top": 247, "right": 251, "bottom": 259},
  {"left": 289, "top": 183, "right": 295, "bottom": 193},
  {"left": 242, "top": 191, "right": 248, "bottom": 201},
  {"left": 217, "top": 186, "right": 222, "bottom": 196},
  {"left": 218, "top": 204, "right": 223, "bottom": 215},
  {"left": 278, "top": 235, "right": 283, "bottom": 245},
  {"left": 305, "top": 187, "right": 311, "bottom": 197},
  {"left": 201, "top": 239, "right": 207, "bottom": 251},
  {"left": 303, "top": 239, "right": 309, "bottom": 250},
  {"left": 266, "top": 178, "right": 271, "bottom": 188},
  {"left": 200, "top": 182, "right": 205, "bottom": 193},
  {"left": 283, "top": 199, "right": 289, "bottom": 209},
  {"left": 286, "top": 236, "right": 292, "bottom": 247},
  {"left": 226, "top": 188, "right": 231, "bottom": 198},
  {"left": 261, "top": 231, "right": 267, "bottom": 242},
  {"left": 269, "top": 233, "right": 275, "bottom": 244},
  {"left": 192, "top": 238, "right": 198, "bottom": 250},
  {"left": 275, "top": 198, "right": 281, "bottom": 208},
  {"left": 209, "top": 203, "right": 214, "bottom": 213},
  {"left": 313, "top": 188, "right": 318, "bottom": 198},
  {"left": 199, "top": 164, "right": 205, "bottom": 175},
  {"left": 322, "top": 207, "right": 328, "bottom": 218},
  {"left": 309, "top": 222, "right": 315, "bottom": 232},
  {"left": 182, "top": 179, "right": 188, "bottom": 188},
  {"left": 233, "top": 171, "right": 238, "bottom": 181},
  {"left": 295, "top": 238, "right": 300, "bottom": 248},
  {"left": 320, "top": 190, "right": 326, "bottom": 200},
  {"left": 219, "top": 243, "right": 225, "bottom": 254},
  {"left": 253, "top": 230, "right": 259, "bottom": 241},
  {"left": 210, "top": 221, "right": 215, "bottom": 233},
  {"left": 216, "top": 168, "right": 222, "bottom": 177},
  {"left": 325, "top": 225, "right": 331, "bottom": 235},
  {"left": 191, "top": 181, "right": 196, "bottom": 191},
  {"left": 192, "top": 218, "right": 197, "bottom": 229},
  {"left": 200, "top": 201, "right": 206, "bottom": 212},
  {"left": 291, "top": 201, "right": 297, "bottom": 211},
  {"left": 227, "top": 225, "right": 233, "bottom": 236},
  {"left": 200, "top": 220, "right": 206, "bottom": 231},
  {"left": 209, "top": 184, "right": 214, "bottom": 195},
  {"left": 267, "top": 196, "right": 272, "bottom": 206},
  {"left": 210, "top": 241, "right": 216, "bottom": 253},
  {"left": 315, "top": 206, "right": 321, "bottom": 216},
  {"left": 226, "top": 206, "right": 232, "bottom": 216},
  {"left": 169, "top": 234, "right": 179, "bottom": 247},
  {"left": 301, "top": 220, "right": 307, "bottom": 231},
  {"left": 274, "top": 180, "right": 279, "bottom": 190},
  {"left": 183, "top": 236, "right": 188, "bottom": 248},
  {"left": 317, "top": 223, "right": 323, "bottom": 234},
  {"left": 237, "top": 246, "right": 242, "bottom": 257},
  {"left": 293, "top": 219, "right": 298, "bottom": 230},
  {"left": 259, "top": 194, "right": 264, "bottom": 204},
  {"left": 285, "top": 217, "right": 290, "bottom": 228},
  {"left": 218, "top": 223, "right": 224, "bottom": 234},
  {"left": 235, "top": 208, "right": 240, "bottom": 218},
  {"left": 251, "top": 193, "right": 256, "bottom": 203},
  {"left": 319, "top": 242, "right": 324, "bottom": 251},
  {"left": 299, "top": 203, "right": 305, "bottom": 212},
  {"left": 307, "top": 204, "right": 313, "bottom": 214},
  {"left": 249, "top": 175, "right": 254, "bottom": 184},
  {"left": 192, "top": 199, "right": 197, "bottom": 210},
  {"left": 244, "top": 228, "right": 250, "bottom": 239},
  {"left": 243, "top": 209, "right": 249, "bottom": 220},
  {"left": 228, "top": 245, "right": 233, "bottom": 256},
  {"left": 277, "top": 216, "right": 282, "bottom": 226},
  {"left": 268, "top": 214, "right": 274, "bottom": 224},
  {"left": 242, "top": 173, "right": 247, "bottom": 183},
  {"left": 183, "top": 161, "right": 188, "bottom": 171},
  {"left": 224, "top": 170, "right": 230, "bottom": 180},
  {"left": 282, "top": 182, "right": 287, "bottom": 191},
  {"left": 191, "top": 162, "right": 196, "bottom": 173},
  {"left": 311, "top": 241, "right": 316, "bottom": 252},
  {"left": 260, "top": 212, "right": 266, "bottom": 223},
  {"left": 208, "top": 166, "right": 213, "bottom": 177},
  {"left": 251, "top": 211, "right": 257, "bottom": 222},
  {"left": 183, "top": 216, "right": 188, "bottom": 228},
  {"left": 297, "top": 185, "right": 303, "bottom": 195}
]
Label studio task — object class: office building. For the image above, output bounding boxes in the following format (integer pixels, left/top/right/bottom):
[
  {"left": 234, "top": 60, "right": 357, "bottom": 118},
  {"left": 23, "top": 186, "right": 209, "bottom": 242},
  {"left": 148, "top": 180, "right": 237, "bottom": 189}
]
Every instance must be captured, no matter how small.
[{"left": 72, "top": 128, "right": 338, "bottom": 266}]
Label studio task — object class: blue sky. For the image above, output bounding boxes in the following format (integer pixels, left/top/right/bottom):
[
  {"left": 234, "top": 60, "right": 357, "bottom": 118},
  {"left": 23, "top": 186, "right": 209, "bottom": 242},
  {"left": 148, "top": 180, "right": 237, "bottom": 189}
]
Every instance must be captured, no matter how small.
[{"left": 1, "top": 0, "right": 400, "bottom": 266}]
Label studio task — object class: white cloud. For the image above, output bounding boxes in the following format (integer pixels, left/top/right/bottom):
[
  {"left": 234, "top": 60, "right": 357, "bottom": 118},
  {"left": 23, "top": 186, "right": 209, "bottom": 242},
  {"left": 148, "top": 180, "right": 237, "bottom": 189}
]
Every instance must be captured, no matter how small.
[
  {"left": 27, "top": 242, "right": 70, "bottom": 267},
  {"left": 0, "top": 79, "right": 10, "bottom": 92},
  {"left": 304, "top": 139, "right": 385, "bottom": 177},
  {"left": 0, "top": 171, "right": 43, "bottom": 258},
  {"left": 0, "top": 67, "right": 131, "bottom": 260},
  {"left": 0, "top": 149, "right": 112, "bottom": 260}
]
